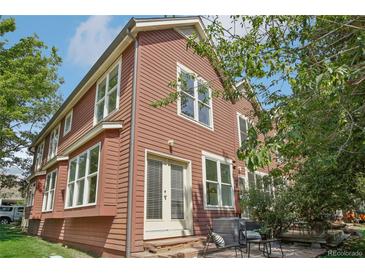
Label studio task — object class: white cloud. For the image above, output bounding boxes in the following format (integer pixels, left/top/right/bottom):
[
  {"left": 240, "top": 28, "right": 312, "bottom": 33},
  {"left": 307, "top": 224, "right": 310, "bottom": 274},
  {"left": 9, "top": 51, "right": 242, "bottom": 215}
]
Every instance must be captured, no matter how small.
[
  {"left": 202, "top": 15, "right": 250, "bottom": 38},
  {"left": 67, "top": 16, "right": 121, "bottom": 67}
]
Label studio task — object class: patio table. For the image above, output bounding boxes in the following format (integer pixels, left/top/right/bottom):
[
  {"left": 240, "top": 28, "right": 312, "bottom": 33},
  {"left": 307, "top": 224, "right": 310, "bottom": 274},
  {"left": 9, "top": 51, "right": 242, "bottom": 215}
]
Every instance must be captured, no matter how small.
[{"left": 247, "top": 238, "right": 284, "bottom": 258}]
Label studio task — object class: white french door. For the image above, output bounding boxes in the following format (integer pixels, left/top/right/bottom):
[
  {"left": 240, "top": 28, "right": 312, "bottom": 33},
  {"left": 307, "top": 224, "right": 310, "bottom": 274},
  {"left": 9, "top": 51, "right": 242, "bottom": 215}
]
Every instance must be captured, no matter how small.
[{"left": 144, "top": 154, "right": 192, "bottom": 240}]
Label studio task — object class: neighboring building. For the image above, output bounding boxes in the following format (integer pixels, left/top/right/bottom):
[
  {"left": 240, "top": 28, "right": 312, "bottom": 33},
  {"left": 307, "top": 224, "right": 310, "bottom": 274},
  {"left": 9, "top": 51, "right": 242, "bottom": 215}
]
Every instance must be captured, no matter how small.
[{"left": 25, "top": 16, "right": 273, "bottom": 257}]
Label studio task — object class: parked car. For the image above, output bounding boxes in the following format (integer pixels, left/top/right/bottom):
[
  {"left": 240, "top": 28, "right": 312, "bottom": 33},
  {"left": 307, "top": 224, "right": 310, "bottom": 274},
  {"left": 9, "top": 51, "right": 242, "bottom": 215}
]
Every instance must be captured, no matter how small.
[{"left": 0, "top": 206, "right": 24, "bottom": 224}]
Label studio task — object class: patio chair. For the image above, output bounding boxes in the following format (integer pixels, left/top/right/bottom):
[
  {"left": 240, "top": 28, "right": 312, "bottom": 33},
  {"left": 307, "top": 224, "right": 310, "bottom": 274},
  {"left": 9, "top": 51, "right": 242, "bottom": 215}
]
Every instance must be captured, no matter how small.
[
  {"left": 202, "top": 217, "right": 245, "bottom": 257},
  {"left": 238, "top": 219, "right": 262, "bottom": 249}
]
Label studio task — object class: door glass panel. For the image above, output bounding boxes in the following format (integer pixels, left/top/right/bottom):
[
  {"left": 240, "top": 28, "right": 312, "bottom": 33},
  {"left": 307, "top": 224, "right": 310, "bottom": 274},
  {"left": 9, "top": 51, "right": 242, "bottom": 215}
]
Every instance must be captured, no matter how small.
[
  {"left": 146, "top": 159, "right": 163, "bottom": 219},
  {"left": 170, "top": 164, "right": 184, "bottom": 219}
]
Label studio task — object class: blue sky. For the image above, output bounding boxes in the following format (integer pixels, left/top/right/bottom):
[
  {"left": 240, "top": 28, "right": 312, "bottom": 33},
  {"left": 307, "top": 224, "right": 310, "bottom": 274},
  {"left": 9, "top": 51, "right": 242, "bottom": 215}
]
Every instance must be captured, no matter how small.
[{"left": 5, "top": 16, "right": 142, "bottom": 99}]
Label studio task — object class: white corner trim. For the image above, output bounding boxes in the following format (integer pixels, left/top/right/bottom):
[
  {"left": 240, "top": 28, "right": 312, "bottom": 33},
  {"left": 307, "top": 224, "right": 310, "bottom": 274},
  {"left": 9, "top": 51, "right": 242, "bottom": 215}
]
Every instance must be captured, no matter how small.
[{"left": 62, "top": 121, "right": 123, "bottom": 156}]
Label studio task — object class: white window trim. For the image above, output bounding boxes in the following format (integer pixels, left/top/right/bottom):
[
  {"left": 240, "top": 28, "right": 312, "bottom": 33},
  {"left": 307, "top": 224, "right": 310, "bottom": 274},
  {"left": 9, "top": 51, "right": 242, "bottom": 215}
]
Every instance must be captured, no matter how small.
[
  {"left": 177, "top": 63, "right": 214, "bottom": 131},
  {"left": 34, "top": 141, "right": 44, "bottom": 171},
  {"left": 42, "top": 169, "right": 57, "bottom": 212},
  {"left": 64, "top": 142, "right": 101, "bottom": 209},
  {"left": 63, "top": 110, "right": 73, "bottom": 136},
  {"left": 237, "top": 112, "right": 250, "bottom": 146},
  {"left": 202, "top": 151, "right": 235, "bottom": 210},
  {"left": 47, "top": 124, "right": 60, "bottom": 161},
  {"left": 93, "top": 60, "right": 122, "bottom": 125}
]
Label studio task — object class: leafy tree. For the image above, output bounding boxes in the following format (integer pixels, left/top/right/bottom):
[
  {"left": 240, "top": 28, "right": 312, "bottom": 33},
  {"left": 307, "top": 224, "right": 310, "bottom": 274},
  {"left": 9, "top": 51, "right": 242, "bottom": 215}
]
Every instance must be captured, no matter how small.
[
  {"left": 154, "top": 15, "right": 365, "bottom": 224},
  {"left": 0, "top": 17, "right": 63, "bottom": 192}
]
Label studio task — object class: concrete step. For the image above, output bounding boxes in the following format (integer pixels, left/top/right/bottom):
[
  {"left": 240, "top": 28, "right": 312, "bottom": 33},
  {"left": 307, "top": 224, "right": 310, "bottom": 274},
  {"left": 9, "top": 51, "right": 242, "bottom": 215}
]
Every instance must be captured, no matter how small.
[
  {"left": 133, "top": 247, "right": 202, "bottom": 258},
  {"left": 144, "top": 236, "right": 206, "bottom": 253}
]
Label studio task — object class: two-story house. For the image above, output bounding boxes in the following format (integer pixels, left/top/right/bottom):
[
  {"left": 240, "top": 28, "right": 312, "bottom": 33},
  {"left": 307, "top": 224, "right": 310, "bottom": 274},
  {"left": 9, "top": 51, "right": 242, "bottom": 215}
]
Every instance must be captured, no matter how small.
[{"left": 24, "top": 16, "right": 273, "bottom": 257}]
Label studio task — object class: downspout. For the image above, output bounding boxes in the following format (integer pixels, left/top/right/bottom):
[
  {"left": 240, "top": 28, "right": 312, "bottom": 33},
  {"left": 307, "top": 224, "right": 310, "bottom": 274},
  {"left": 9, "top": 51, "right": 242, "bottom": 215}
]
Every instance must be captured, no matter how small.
[{"left": 125, "top": 29, "right": 138, "bottom": 258}]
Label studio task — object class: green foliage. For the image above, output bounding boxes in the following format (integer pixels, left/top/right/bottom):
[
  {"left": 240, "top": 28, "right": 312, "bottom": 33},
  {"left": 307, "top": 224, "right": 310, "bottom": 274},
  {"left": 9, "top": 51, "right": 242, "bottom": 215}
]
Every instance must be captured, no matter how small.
[
  {"left": 186, "top": 15, "right": 365, "bottom": 223},
  {"left": 241, "top": 178, "right": 297, "bottom": 236},
  {"left": 0, "top": 17, "right": 63, "bottom": 191}
]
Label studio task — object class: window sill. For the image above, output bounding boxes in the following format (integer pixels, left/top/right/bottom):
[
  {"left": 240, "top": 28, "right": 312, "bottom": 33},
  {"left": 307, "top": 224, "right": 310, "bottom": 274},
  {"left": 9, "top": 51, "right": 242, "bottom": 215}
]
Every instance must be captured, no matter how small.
[
  {"left": 64, "top": 203, "right": 97, "bottom": 210},
  {"left": 204, "top": 205, "right": 236, "bottom": 211},
  {"left": 93, "top": 108, "right": 119, "bottom": 127},
  {"left": 178, "top": 112, "right": 214, "bottom": 131}
]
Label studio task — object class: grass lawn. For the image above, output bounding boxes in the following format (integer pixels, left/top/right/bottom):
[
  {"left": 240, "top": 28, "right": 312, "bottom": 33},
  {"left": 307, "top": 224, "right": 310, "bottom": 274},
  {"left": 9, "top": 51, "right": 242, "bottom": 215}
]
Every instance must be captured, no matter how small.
[{"left": 0, "top": 224, "right": 93, "bottom": 258}]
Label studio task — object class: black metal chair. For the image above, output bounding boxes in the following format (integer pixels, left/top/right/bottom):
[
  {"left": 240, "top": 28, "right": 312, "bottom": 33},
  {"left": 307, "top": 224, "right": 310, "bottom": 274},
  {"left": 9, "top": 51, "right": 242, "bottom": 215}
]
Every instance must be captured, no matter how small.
[
  {"left": 203, "top": 217, "right": 245, "bottom": 257},
  {"left": 239, "top": 219, "right": 262, "bottom": 244}
]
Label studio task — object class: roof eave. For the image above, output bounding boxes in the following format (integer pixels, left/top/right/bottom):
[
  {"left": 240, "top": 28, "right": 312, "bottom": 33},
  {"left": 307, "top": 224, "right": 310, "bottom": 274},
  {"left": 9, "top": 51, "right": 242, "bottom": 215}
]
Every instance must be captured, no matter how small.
[{"left": 30, "top": 16, "right": 206, "bottom": 149}]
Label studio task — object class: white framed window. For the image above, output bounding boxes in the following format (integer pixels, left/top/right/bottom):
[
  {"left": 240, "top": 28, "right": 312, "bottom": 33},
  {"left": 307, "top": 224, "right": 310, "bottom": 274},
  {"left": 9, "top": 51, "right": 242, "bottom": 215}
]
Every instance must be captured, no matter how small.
[
  {"left": 47, "top": 125, "right": 60, "bottom": 161},
  {"left": 42, "top": 169, "right": 57, "bottom": 212},
  {"left": 26, "top": 183, "right": 36, "bottom": 207},
  {"left": 202, "top": 151, "right": 234, "bottom": 209},
  {"left": 63, "top": 110, "right": 73, "bottom": 136},
  {"left": 177, "top": 64, "right": 213, "bottom": 129},
  {"left": 94, "top": 62, "right": 121, "bottom": 124},
  {"left": 65, "top": 143, "right": 100, "bottom": 209},
  {"left": 237, "top": 113, "right": 249, "bottom": 145},
  {"left": 246, "top": 170, "right": 273, "bottom": 197},
  {"left": 34, "top": 141, "right": 44, "bottom": 171}
]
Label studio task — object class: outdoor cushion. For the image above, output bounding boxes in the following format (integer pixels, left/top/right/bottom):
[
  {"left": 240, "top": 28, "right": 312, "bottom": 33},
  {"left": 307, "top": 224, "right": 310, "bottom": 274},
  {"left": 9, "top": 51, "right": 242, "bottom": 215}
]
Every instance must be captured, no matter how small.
[
  {"left": 211, "top": 232, "right": 225, "bottom": 248},
  {"left": 245, "top": 230, "right": 262, "bottom": 240}
]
